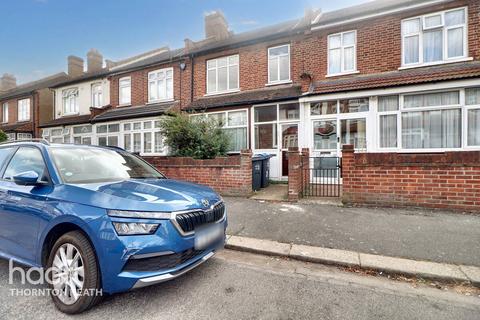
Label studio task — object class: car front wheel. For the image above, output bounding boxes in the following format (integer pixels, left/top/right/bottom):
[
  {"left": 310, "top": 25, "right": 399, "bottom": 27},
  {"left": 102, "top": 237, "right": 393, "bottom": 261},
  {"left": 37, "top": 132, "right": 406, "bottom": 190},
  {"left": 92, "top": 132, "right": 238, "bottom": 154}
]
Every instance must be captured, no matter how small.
[{"left": 47, "top": 230, "right": 102, "bottom": 314}]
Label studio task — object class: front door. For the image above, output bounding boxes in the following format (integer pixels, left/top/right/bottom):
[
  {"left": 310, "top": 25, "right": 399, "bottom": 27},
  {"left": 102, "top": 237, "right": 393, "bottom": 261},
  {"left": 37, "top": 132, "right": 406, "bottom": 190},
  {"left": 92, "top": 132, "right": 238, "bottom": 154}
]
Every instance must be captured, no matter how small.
[{"left": 0, "top": 147, "right": 51, "bottom": 264}]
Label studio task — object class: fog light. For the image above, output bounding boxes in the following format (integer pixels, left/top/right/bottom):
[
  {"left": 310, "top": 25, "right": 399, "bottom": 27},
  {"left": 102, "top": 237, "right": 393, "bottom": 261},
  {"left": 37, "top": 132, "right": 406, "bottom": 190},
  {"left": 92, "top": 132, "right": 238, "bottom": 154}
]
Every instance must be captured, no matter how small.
[{"left": 113, "top": 222, "right": 159, "bottom": 236}]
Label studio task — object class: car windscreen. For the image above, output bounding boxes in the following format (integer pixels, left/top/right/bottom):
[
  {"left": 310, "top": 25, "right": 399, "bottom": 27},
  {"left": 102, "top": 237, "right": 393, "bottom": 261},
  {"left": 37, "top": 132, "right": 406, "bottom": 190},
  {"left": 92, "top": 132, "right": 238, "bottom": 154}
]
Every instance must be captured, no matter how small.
[{"left": 50, "top": 147, "right": 165, "bottom": 184}]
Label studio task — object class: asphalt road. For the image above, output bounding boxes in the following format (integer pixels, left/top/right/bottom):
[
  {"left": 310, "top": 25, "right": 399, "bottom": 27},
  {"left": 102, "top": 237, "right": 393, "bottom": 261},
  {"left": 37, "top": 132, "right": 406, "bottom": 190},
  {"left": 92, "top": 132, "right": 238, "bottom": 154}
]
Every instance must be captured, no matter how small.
[
  {"left": 0, "top": 250, "right": 479, "bottom": 320},
  {"left": 225, "top": 197, "right": 480, "bottom": 266}
]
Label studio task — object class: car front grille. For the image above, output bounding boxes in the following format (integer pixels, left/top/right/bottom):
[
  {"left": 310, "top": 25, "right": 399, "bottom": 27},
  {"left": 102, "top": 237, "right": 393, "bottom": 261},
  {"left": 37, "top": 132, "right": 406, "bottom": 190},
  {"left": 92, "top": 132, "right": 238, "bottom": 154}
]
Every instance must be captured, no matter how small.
[
  {"left": 123, "top": 249, "right": 205, "bottom": 272},
  {"left": 175, "top": 202, "right": 225, "bottom": 234}
]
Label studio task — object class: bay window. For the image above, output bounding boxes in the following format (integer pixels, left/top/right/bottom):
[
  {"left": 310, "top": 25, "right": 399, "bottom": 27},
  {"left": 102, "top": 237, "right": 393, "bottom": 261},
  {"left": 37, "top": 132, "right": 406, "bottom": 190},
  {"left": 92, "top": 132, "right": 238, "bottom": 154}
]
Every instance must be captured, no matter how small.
[
  {"left": 191, "top": 110, "right": 248, "bottom": 152},
  {"left": 62, "top": 88, "right": 78, "bottom": 115},
  {"left": 402, "top": 7, "right": 467, "bottom": 67},
  {"left": 328, "top": 31, "right": 356, "bottom": 75},
  {"left": 18, "top": 98, "right": 30, "bottom": 121},
  {"left": 206, "top": 55, "right": 239, "bottom": 94},
  {"left": 148, "top": 68, "right": 173, "bottom": 102},
  {"left": 123, "top": 120, "right": 164, "bottom": 154},
  {"left": 119, "top": 77, "right": 131, "bottom": 105},
  {"left": 268, "top": 44, "right": 290, "bottom": 84}
]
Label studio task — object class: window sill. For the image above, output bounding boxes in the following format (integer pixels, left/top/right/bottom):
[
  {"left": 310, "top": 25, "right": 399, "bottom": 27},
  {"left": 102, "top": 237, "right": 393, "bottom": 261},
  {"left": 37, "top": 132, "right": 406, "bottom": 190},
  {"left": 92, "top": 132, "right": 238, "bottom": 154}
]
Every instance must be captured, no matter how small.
[
  {"left": 118, "top": 103, "right": 132, "bottom": 108},
  {"left": 325, "top": 71, "right": 360, "bottom": 78},
  {"left": 204, "top": 89, "right": 240, "bottom": 97},
  {"left": 147, "top": 99, "right": 174, "bottom": 105},
  {"left": 16, "top": 120, "right": 31, "bottom": 123},
  {"left": 265, "top": 80, "right": 292, "bottom": 87},
  {"left": 398, "top": 57, "right": 473, "bottom": 70},
  {"left": 61, "top": 113, "right": 80, "bottom": 117}
]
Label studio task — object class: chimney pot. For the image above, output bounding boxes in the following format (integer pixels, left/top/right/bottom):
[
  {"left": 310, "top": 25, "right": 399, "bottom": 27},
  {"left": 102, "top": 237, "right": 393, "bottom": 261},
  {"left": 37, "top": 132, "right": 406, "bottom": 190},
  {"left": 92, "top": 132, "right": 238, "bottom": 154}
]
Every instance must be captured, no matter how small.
[
  {"left": 87, "top": 48, "right": 103, "bottom": 73},
  {"left": 0, "top": 73, "right": 17, "bottom": 92},
  {"left": 68, "top": 55, "right": 84, "bottom": 77},
  {"left": 204, "top": 11, "right": 230, "bottom": 41}
]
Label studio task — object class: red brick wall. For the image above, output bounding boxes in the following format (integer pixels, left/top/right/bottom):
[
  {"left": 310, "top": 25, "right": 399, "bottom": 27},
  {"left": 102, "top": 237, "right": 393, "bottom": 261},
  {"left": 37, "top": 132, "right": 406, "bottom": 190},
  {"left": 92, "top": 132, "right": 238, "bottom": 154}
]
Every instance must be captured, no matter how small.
[
  {"left": 296, "top": 0, "right": 478, "bottom": 81},
  {"left": 287, "top": 147, "right": 309, "bottom": 201},
  {"left": 341, "top": 145, "right": 480, "bottom": 212},
  {"left": 109, "top": 59, "right": 191, "bottom": 108},
  {"left": 143, "top": 150, "right": 253, "bottom": 196},
  {"left": 0, "top": 95, "right": 35, "bottom": 135}
]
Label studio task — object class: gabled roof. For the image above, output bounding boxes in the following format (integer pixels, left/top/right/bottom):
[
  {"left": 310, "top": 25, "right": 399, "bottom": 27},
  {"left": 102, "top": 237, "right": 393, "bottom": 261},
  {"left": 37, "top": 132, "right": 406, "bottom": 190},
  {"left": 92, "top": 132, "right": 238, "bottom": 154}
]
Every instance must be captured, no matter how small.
[
  {"left": 311, "top": 62, "right": 480, "bottom": 95},
  {"left": 0, "top": 72, "right": 69, "bottom": 101},
  {"left": 312, "top": 0, "right": 452, "bottom": 27},
  {"left": 185, "top": 84, "right": 302, "bottom": 110},
  {"left": 109, "top": 48, "right": 185, "bottom": 74}
]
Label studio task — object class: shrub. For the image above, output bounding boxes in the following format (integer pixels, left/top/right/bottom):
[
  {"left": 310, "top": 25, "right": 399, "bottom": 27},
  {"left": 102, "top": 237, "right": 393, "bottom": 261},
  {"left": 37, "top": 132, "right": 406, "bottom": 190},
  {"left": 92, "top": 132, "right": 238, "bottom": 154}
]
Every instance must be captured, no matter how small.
[
  {"left": 0, "top": 130, "right": 7, "bottom": 143},
  {"left": 159, "top": 113, "right": 230, "bottom": 159}
]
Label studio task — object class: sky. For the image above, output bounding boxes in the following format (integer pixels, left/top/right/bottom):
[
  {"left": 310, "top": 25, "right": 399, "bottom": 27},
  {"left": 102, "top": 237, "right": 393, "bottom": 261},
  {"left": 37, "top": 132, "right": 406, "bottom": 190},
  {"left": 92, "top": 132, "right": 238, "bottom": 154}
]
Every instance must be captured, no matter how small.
[{"left": 0, "top": 0, "right": 368, "bottom": 84}]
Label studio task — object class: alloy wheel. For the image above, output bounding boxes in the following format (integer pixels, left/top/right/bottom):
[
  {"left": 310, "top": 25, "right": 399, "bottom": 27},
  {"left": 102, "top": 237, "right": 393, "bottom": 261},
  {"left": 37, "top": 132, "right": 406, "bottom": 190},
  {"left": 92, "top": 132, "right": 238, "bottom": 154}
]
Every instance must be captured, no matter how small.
[{"left": 51, "top": 243, "right": 85, "bottom": 305}]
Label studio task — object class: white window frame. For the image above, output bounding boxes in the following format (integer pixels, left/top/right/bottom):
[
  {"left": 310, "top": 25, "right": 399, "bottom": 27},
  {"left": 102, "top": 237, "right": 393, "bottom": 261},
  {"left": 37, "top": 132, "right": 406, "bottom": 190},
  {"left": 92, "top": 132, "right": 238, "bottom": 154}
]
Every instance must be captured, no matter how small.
[
  {"left": 206, "top": 55, "right": 240, "bottom": 95},
  {"left": 267, "top": 44, "right": 291, "bottom": 85},
  {"left": 327, "top": 30, "right": 358, "bottom": 77},
  {"left": 119, "top": 77, "right": 131, "bottom": 106},
  {"left": 6, "top": 133, "right": 16, "bottom": 141},
  {"left": 148, "top": 67, "right": 174, "bottom": 103},
  {"left": 2, "top": 102, "right": 8, "bottom": 123},
  {"left": 121, "top": 119, "right": 166, "bottom": 155},
  {"left": 17, "top": 98, "right": 30, "bottom": 121},
  {"left": 17, "top": 133, "right": 32, "bottom": 140},
  {"left": 62, "top": 88, "right": 79, "bottom": 115},
  {"left": 401, "top": 7, "right": 469, "bottom": 69},
  {"left": 91, "top": 83, "right": 103, "bottom": 108},
  {"left": 72, "top": 124, "right": 93, "bottom": 145},
  {"left": 465, "top": 87, "right": 480, "bottom": 148}
]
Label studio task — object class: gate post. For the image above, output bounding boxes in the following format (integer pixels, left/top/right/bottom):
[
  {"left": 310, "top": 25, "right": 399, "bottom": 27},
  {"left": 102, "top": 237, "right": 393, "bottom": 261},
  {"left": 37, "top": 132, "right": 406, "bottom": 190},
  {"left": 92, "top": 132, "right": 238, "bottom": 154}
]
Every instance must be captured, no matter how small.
[
  {"left": 301, "top": 148, "right": 310, "bottom": 194},
  {"left": 341, "top": 144, "right": 354, "bottom": 204},
  {"left": 288, "top": 147, "right": 301, "bottom": 202}
]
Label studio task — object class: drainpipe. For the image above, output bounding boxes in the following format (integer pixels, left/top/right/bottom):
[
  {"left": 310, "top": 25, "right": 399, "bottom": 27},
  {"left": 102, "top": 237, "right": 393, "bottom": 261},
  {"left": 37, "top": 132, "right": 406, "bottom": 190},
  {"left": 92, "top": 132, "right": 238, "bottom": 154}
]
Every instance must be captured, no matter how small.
[{"left": 190, "top": 54, "right": 195, "bottom": 103}]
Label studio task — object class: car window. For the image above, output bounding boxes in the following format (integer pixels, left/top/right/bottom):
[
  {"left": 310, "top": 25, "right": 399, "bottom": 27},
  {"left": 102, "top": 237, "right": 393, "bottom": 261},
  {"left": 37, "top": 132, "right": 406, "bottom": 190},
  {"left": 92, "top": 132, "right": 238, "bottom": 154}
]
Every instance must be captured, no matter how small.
[
  {"left": 0, "top": 147, "right": 15, "bottom": 171},
  {"left": 3, "top": 147, "right": 49, "bottom": 183}
]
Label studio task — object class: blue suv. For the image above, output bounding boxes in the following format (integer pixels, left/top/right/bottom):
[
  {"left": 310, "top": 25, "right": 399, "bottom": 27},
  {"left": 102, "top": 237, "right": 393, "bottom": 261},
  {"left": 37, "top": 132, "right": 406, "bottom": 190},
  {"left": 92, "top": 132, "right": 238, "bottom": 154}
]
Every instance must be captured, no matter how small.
[{"left": 0, "top": 141, "right": 226, "bottom": 314}]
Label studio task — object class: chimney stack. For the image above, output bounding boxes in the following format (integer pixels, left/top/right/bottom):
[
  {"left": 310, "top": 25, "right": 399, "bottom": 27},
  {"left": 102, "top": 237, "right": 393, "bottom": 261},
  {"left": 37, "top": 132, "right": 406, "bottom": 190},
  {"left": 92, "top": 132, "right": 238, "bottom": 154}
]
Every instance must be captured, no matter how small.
[
  {"left": 68, "top": 55, "right": 84, "bottom": 77},
  {"left": 87, "top": 49, "right": 103, "bottom": 73},
  {"left": 205, "top": 11, "right": 230, "bottom": 41},
  {"left": 0, "top": 74, "right": 16, "bottom": 92}
]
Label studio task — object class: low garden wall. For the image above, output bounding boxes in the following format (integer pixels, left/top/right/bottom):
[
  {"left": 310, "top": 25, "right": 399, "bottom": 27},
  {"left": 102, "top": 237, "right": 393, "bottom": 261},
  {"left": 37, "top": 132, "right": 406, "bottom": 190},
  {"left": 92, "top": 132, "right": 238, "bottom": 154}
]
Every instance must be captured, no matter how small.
[
  {"left": 341, "top": 145, "right": 480, "bottom": 212},
  {"left": 143, "top": 150, "right": 253, "bottom": 197}
]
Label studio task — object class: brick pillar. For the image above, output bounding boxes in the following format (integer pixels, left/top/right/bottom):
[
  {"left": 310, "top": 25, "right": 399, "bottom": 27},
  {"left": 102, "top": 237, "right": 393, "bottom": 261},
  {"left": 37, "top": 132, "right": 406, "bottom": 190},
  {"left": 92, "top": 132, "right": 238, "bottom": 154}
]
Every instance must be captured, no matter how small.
[
  {"left": 341, "top": 144, "right": 355, "bottom": 204},
  {"left": 288, "top": 147, "right": 301, "bottom": 202},
  {"left": 240, "top": 149, "right": 253, "bottom": 195},
  {"left": 301, "top": 148, "right": 310, "bottom": 192}
]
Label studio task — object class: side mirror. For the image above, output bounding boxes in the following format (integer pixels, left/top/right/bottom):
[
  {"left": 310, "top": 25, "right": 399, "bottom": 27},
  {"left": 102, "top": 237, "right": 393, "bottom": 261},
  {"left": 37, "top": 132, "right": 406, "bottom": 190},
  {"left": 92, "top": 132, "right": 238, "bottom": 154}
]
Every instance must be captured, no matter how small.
[{"left": 12, "top": 171, "right": 40, "bottom": 186}]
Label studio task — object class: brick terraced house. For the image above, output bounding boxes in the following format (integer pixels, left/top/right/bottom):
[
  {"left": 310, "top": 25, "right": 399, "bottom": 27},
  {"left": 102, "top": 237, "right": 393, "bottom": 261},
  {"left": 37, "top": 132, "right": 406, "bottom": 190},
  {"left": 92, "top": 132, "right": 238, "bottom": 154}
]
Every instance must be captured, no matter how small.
[
  {"left": 9, "top": 0, "right": 480, "bottom": 207},
  {"left": 0, "top": 72, "right": 68, "bottom": 140}
]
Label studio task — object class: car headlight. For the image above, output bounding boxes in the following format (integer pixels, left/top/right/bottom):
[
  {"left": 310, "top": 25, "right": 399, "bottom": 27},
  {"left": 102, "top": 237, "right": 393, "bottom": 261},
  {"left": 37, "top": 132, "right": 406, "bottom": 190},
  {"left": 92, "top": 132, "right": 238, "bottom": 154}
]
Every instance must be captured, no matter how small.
[
  {"left": 108, "top": 210, "right": 171, "bottom": 219},
  {"left": 112, "top": 222, "right": 160, "bottom": 236}
]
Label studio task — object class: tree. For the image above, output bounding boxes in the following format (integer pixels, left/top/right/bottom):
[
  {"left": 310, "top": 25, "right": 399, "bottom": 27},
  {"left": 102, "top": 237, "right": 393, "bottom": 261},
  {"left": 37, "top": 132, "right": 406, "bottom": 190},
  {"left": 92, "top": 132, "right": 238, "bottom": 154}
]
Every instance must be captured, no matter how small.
[
  {"left": 0, "top": 130, "right": 7, "bottom": 143},
  {"left": 159, "top": 112, "right": 230, "bottom": 159}
]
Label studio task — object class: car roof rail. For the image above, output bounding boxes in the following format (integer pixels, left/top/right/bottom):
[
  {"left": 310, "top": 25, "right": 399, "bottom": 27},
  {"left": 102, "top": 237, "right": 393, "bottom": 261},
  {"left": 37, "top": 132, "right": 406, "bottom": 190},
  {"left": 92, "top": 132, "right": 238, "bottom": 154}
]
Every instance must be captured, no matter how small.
[{"left": 0, "top": 138, "right": 50, "bottom": 146}]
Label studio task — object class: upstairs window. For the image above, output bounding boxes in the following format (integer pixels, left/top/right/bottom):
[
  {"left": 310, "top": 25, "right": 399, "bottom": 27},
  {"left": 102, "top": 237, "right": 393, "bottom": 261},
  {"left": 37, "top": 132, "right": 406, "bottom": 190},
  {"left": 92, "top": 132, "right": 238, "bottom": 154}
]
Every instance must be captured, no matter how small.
[
  {"left": 91, "top": 83, "right": 103, "bottom": 108},
  {"left": 328, "top": 31, "right": 357, "bottom": 75},
  {"left": 2, "top": 103, "right": 8, "bottom": 123},
  {"left": 119, "top": 77, "right": 131, "bottom": 105},
  {"left": 268, "top": 44, "right": 290, "bottom": 84},
  {"left": 148, "top": 68, "right": 173, "bottom": 102},
  {"left": 18, "top": 98, "right": 30, "bottom": 121},
  {"left": 402, "top": 7, "right": 467, "bottom": 66},
  {"left": 206, "top": 55, "right": 239, "bottom": 94},
  {"left": 62, "top": 88, "right": 79, "bottom": 115}
]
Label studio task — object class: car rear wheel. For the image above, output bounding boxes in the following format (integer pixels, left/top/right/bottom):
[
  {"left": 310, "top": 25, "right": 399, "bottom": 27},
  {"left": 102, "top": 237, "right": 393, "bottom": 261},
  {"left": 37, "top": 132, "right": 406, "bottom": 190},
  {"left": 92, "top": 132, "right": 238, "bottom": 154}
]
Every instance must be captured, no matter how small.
[{"left": 47, "top": 231, "right": 102, "bottom": 314}]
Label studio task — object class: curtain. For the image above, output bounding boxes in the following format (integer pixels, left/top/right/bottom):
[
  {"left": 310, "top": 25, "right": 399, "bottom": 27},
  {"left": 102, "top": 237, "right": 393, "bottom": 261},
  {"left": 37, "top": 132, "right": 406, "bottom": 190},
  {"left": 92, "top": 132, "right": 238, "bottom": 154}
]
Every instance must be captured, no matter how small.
[
  {"left": 404, "top": 35, "right": 419, "bottom": 64},
  {"left": 225, "top": 128, "right": 247, "bottom": 151},
  {"left": 404, "top": 91, "right": 459, "bottom": 108},
  {"left": 402, "top": 110, "right": 461, "bottom": 149},
  {"left": 468, "top": 109, "right": 480, "bottom": 146},
  {"left": 466, "top": 88, "right": 480, "bottom": 105},
  {"left": 328, "top": 48, "right": 341, "bottom": 74},
  {"left": 447, "top": 27, "right": 464, "bottom": 58},
  {"left": 344, "top": 47, "right": 354, "bottom": 71},
  {"left": 380, "top": 115, "right": 397, "bottom": 148},
  {"left": 423, "top": 29, "right": 443, "bottom": 62},
  {"left": 378, "top": 96, "right": 399, "bottom": 111}
]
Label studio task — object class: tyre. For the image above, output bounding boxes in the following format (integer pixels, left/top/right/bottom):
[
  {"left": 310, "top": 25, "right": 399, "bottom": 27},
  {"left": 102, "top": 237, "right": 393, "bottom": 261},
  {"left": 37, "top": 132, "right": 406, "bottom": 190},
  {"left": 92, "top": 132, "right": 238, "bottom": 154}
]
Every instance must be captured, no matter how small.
[{"left": 47, "top": 230, "right": 102, "bottom": 314}]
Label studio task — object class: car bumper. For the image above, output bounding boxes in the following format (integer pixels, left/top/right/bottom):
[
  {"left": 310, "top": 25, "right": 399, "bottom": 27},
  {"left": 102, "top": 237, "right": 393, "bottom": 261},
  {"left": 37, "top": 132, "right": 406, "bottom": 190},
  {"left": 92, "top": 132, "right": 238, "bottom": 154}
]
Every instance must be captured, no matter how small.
[
  {"left": 89, "top": 213, "right": 227, "bottom": 294},
  {"left": 132, "top": 251, "right": 216, "bottom": 289}
]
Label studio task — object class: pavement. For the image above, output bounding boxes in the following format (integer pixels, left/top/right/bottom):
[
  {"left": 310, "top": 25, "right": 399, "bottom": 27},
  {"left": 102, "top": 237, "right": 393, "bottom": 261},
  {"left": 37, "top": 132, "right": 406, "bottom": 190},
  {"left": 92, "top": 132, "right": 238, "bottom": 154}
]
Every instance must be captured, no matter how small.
[
  {"left": 225, "top": 197, "right": 480, "bottom": 267},
  {"left": 1, "top": 250, "right": 479, "bottom": 320}
]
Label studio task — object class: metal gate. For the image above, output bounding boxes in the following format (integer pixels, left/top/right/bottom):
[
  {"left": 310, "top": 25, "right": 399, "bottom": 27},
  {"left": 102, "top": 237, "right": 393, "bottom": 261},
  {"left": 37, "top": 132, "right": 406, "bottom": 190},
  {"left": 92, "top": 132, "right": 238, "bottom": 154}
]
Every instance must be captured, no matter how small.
[{"left": 302, "top": 157, "right": 342, "bottom": 197}]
